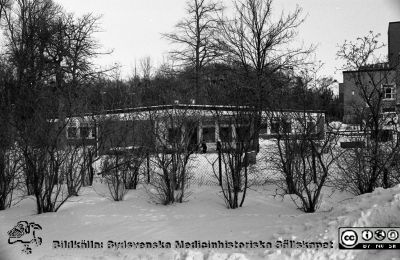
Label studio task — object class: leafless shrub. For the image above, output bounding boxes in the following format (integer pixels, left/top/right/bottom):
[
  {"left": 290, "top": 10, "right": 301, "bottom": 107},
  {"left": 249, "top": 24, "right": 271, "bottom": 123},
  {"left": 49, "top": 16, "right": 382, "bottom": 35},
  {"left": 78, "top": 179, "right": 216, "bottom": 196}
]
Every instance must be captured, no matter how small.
[
  {"left": 0, "top": 148, "right": 23, "bottom": 210},
  {"left": 209, "top": 109, "right": 259, "bottom": 209},
  {"left": 98, "top": 154, "right": 128, "bottom": 201},
  {"left": 146, "top": 108, "right": 198, "bottom": 205},
  {"left": 336, "top": 31, "right": 400, "bottom": 193},
  {"left": 271, "top": 112, "right": 341, "bottom": 212}
]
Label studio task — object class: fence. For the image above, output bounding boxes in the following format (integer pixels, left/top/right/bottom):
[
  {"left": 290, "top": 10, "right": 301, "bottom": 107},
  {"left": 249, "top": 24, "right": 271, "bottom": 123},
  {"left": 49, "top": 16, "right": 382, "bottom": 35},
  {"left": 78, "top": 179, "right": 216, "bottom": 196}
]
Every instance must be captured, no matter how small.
[
  {"left": 92, "top": 139, "right": 284, "bottom": 187},
  {"left": 139, "top": 145, "right": 277, "bottom": 186},
  {"left": 91, "top": 152, "right": 273, "bottom": 187}
]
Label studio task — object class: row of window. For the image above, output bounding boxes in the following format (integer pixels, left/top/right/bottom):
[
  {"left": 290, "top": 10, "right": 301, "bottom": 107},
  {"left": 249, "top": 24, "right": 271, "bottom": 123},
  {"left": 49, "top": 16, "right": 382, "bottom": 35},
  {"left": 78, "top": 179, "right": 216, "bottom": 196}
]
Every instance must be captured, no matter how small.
[
  {"left": 351, "top": 84, "right": 396, "bottom": 100},
  {"left": 266, "top": 119, "right": 318, "bottom": 135},
  {"left": 67, "top": 126, "right": 96, "bottom": 139},
  {"left": 205, "top": 125, "right": 250, "bottom": 142},
  {"left": 167, "top": 126, "right": 235, "bottom": 143},
  {"left": 67, "top": 119, "right": 320, "bottom": 142},
  {"left": 168, "top": 120, "right": 319, "bottom": 144},
  {"left": 202, "top": 126, "right": 235, "bottom": 142}
]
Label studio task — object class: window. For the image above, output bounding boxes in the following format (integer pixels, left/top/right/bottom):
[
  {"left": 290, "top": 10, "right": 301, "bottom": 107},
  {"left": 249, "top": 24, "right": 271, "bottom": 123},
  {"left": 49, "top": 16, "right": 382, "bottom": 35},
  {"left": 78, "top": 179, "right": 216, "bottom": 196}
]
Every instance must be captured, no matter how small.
[
  {"left": 236, "top": 125, "right": 251, "bottom": 141},
  {"left": 270, "top": 121, "right": 279, "bottom": 134},
  {"left": 202, "top": 126, "right": 215, "bottom": 142},
  {"left": 306, "top": 121, "right": 316, "bottom": 133},
  {"left": 168, "top": 128, "right": 181, "bottom": 143},
  {"left": 259, "top": 122, "right": 268, "bottom": 135},
  {"left": 67, "top": 121, "right": 95, "bottom": 140},
  {"left": 67, "top": 127, "right": 77, "bottom": 139},
  {"left": 383, "top": 84, "right": 395, "bottom": 99},
  {"left": 132, "top": 120, "right": 151, "bottom": 146},
  {"left": 91, "top": 127, "right": 97, "bottom": 139},
  {"left": 80, "top": 126, "right": 90, "bottom": 139},
  {"left": 282, "top": 121, "right": 292, "bottom": 133},
  {"left": 79, "top": 126, "right": 96, "bottom": 139},
  {"left": 270, "top": 119, "right": 291, "bottom": 134},
  {"left": 219, "top": 126, "right": 232, "bottom": 142}
]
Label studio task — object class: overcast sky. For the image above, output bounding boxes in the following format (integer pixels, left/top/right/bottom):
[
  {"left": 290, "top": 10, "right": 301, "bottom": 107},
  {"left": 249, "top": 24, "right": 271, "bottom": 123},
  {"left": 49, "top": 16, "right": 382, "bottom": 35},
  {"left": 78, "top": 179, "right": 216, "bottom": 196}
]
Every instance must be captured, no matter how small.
[{"left": 55, "top": 0, "right": 400, "bottom": 82}]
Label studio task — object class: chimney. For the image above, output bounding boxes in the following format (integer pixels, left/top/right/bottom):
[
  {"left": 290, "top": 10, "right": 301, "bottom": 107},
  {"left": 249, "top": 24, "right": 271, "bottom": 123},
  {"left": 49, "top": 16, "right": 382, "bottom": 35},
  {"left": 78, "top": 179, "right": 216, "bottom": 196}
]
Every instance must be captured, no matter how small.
[
  {"left": 174, "top": 100, "right": 179, "bottom": 105},
  {"left": 388, "top": 22, "right": 400, "bottom": 68}
]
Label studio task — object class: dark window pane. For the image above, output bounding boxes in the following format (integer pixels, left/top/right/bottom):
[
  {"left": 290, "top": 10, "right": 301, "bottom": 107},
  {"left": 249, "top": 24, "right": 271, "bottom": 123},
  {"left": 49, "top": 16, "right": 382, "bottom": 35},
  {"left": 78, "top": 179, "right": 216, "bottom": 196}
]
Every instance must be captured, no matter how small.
[
  {"left": 282, "top": 121, "right": 291, "bottom": 133},
  {"left": 67, "top": 127, "right": 77, "bottom": 139},
  {"left": 259, "top": 122, "right": 268, "bottom": 135},
  {"left": 203, "top": 127, "right": 215, "bottom": 142},
  {"left": 220, "top": 126, "right": 231, "bottom": 142},
  {"left": 80, "top": 126, "right": 90, "bottom": 139},
  {"left": 91, "top": 127, "right": 97, "bottom": 138},
  {"left": 133, "top": 120, "right": 152, "bottom": 147},
  {"left": 271, "top": 119, "right": 291, "bottom": 134},
  {"left": 168, "top": 128, "right": 181, "bottom": 143},
  {"left": 270, "top": 121, "right": 280, "bottom": 134},
  {"left": 307, "top": 121, "right": 316, "bottom": 133},
  {"left": 236, "top": 126, "right": 250, "bottom": 141}
]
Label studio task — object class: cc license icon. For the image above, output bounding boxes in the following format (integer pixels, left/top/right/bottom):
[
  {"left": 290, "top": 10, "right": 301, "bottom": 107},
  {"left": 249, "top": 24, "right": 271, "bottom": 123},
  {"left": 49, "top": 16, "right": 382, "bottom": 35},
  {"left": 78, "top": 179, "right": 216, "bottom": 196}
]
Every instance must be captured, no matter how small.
[{"left": 341, "top": 230, "right": 358, "bottom": 247}]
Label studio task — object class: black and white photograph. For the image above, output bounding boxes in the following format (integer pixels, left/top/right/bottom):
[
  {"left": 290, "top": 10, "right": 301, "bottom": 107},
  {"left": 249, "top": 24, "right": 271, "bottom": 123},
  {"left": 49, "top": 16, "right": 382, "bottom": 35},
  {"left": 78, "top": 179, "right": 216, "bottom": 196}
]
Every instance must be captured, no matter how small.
[{"left": 0, "top": 0, "right": 399, "bottom": 259}]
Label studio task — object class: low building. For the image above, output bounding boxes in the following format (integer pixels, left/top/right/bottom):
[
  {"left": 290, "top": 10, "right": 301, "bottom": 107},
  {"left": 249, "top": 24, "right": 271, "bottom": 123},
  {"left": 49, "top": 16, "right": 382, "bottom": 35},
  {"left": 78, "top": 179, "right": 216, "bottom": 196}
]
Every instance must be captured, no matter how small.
[{"left": 63, "top": 104, "right": 326, "bottom": 155}]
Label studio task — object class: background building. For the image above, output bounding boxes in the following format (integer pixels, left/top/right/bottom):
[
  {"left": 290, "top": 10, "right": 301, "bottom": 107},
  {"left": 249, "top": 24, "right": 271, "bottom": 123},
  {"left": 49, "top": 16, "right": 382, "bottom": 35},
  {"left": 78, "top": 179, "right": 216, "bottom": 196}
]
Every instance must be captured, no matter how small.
[
  {"left": 340, "top": 21, "right": 400, "bottom": 124},
  {"left": 64, "top": 104, "right": 326, "bottom": 155}
]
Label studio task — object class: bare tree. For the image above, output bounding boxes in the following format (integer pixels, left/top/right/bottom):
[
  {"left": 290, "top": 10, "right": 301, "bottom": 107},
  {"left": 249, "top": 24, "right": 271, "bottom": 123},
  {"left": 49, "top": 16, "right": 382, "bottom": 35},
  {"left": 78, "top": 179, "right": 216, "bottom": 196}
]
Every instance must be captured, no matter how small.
[
  {"left": 0, "top": 0, "right": 11, "bottom": 21},
  {"left": 147, "top": 107, "right": 199, "bottom": 205},
  {"left": 217, "top": 0, "right": 313, "bottom": 153},
  {"left": 218, "top": 0, "right": 312, "bottom": 107},
  {"left": 140, "top": 56, "right": 153, "bottom": 80},
  {"left": 163, "top": 0, "right": 223, "bottom": 100},
  {"left": 211, "top": 108, "right": 258, "bottom": 209},
  {"left": 0, "top": 107, "right": 19, "bottom": 210},
  {"left": 95, "top": 113, "right": 149, "bottom": 201},
  {"left": 0, "top": 54, "right": 21, "bottom": 210},
  {"left": 63, "top": 141, "right": 87, "bottom": 196},
  {"left": 337, "top": 32, "right": 400, "bottom": 193},
  {"left": 0, "top": 0, "right": 106, "bottom": 213},
  {"left": 16, "top": 115, "right": 89, "bottom": 213},
  {"left": 0, "top": 147, "right": 22, "bottom": 210},
  {"left": 99, "top": 153, "right": 129, "bottom": 201},
  {"left": 122, "top": 150, "right": 146, "bottom": 190},
  {"left": 270, "top": 111, "right": 340, "bottom": 212},
  {"left": 264, "top": 65, "right": 342, "bottom": 212}
]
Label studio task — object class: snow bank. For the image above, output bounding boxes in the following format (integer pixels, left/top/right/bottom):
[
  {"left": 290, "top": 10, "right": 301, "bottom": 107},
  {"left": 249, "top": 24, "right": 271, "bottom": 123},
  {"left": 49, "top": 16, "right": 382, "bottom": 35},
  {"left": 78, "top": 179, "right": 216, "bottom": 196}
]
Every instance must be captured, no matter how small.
[{"left": 1, "top": 178, "right": 400, "bottom": 260}]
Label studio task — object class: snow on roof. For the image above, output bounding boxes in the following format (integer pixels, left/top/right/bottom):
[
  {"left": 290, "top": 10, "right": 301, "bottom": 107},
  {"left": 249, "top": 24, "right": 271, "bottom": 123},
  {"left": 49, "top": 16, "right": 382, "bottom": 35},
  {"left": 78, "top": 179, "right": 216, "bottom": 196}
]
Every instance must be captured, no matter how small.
[{"left": 67, "top": 104, "right": 325, "bottom": 123}]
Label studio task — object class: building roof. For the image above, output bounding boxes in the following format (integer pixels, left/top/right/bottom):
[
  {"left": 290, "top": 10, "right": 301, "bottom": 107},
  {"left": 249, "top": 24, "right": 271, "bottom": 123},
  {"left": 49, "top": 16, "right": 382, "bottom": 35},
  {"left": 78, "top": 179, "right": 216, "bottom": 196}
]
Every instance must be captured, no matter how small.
[
  {"left": 97, "top": 104, "right": 325, "bottom": 116},
  {"left": 342, "top": 63, "right": 394, "bottom": 74}
]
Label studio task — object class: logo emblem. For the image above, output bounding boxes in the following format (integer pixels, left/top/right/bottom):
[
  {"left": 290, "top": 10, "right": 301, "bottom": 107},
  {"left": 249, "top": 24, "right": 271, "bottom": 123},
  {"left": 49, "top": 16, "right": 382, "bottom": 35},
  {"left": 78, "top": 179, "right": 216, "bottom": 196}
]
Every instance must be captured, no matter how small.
[
  {"left": 387, "top": 230, "right": 399, "bottom": 241},
  {"left": 341, "top": 230, "right": 358, "bottom": 247},
  {"left": 361, "top": 230, "right": 373, "bottom": 241},
  {"left": 7, "top": 221, "right": 42, "bottom": 254},
  {"left": 374, "top": 230, "right": 386, "bottom": 241}
]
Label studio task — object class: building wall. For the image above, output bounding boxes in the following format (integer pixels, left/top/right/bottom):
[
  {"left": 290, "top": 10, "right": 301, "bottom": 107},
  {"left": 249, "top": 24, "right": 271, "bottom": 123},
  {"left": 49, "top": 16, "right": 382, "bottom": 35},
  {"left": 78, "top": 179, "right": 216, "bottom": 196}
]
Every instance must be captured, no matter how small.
[
  {"left": 340, "top": 21, "right": 400, "bottom": 124},
  {"left": 389, "top": 21, "right": 400, "bottom": 69},
  {"left": 341, "top": 69, "right": 397, "bottom": 123},
  {"left": 260, "top": 111, "right": 325, "bottom": 139},
  {"left": 64, "top": 107, "right": 326, "bottom": 154}
]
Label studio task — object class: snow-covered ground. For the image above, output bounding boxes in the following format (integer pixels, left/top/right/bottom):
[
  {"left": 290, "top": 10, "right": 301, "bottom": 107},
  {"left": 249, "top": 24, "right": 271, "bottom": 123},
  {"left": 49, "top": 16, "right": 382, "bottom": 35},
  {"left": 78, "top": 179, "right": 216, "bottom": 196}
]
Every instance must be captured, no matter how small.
[
  {"left": 1, "top": 139, "right": 400, "bottom": 260},
  {"left": 1, "top": 181, "right": 400, "bottom": 260}
]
